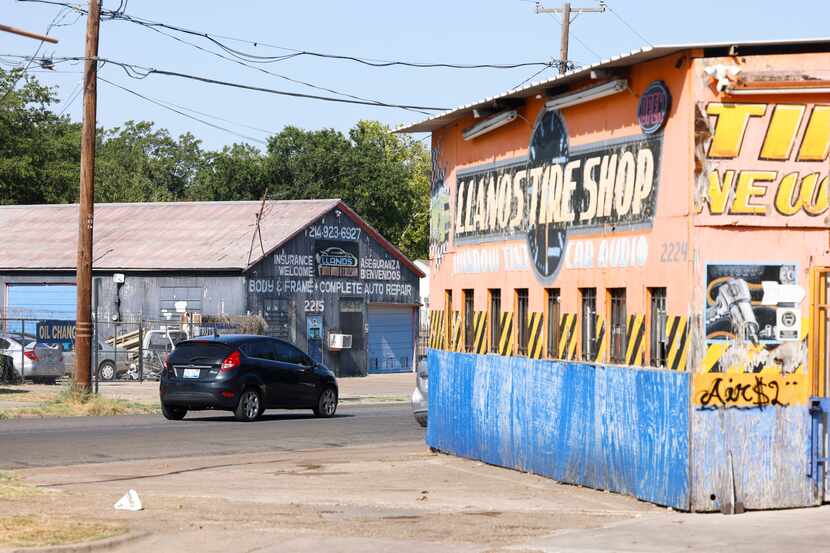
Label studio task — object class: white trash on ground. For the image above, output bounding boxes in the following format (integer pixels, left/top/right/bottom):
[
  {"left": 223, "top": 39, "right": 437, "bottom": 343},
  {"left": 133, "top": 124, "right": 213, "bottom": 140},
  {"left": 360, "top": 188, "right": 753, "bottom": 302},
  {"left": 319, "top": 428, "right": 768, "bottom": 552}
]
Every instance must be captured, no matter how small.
[{"left": 114, "top": 489, "right": 143, "bottom": 511}]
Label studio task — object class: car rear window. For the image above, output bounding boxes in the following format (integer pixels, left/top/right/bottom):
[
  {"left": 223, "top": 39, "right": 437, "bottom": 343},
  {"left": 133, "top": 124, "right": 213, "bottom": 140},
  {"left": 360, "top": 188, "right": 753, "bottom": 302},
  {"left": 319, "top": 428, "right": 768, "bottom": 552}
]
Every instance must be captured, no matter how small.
[{"left": 169, "top": 342, "right": 232, "bottom": 365}]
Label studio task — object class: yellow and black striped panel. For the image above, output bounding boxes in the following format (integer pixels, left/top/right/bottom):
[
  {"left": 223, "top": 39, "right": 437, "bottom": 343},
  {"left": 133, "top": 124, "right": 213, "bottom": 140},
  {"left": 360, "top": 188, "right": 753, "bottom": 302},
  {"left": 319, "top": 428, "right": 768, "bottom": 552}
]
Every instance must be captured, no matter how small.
[
  {"left": 451, "top": 311, "right": 463, "bottom": 352},
  {"left": 625, "top": 314, "right": 646, "bottom": 366},
  {"left": 558, "top": 313, "right": 578, "bottom": 360},
  {"left": 498, "top": 312, "right": 514, "bottom": 356},
  {"left": 472, "top": 311, "right": 488, "bottom": 354},
  {"left": 591, "top": 317, "right": 607, "bottom": 362},
  {"left": 665, "top": 315, "right": 689, "bottom": 371},
  {"left": 428, "top": 310, "right": 445, "bottom": 350},
  {"left": 701, "top": 342, "right": 728, "bottom": 372},
  {"left": 526, "top": 312, "right": 545, "bottom": 359}
]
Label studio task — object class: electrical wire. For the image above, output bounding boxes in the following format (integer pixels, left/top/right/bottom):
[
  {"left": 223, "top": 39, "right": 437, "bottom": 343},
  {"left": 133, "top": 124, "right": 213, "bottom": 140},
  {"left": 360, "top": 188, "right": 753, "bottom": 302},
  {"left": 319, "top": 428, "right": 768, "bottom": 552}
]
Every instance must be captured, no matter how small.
[
  {"left": 544, "top": 12, "right": 603, "bottom": 62},
  {"left": 17, "top": 0, "right": 561, "bottom": 70},
  {"left": 102, "top": 75, "right": 281, "bottom": 136},
  {"left": 57, "top": 80, "right": 82, "bottom": 115},
  {"left": 99, "top": 77, "right": 268, "bottom": 144},
  {"left": 129, "top": 19, "right": 435, "bottom": 116},
  {"left": 0, "top": 5, "right": 68, "bottom": 104},
  {"left": 604, "top": 2, "right": 653, "bottom": 47},
  {"left": 4, "top": 54, "right": 449, "bottom": 111},
  {"left": 510, "top": 65, "right": 555, "bottom": 90}
]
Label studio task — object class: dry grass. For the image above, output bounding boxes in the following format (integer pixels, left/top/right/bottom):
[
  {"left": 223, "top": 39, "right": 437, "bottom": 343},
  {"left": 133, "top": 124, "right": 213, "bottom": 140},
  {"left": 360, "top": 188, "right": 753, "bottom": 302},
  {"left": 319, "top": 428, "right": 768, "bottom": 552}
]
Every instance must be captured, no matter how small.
[
  {"left": 0, "top": 386, "right": 60, "bottom": 403},
  {"left": 0, "top": 472, "right": 40, "bottom": 500},
  {"left": 0, "top": 516, "right": 124, "bottom": 547},
  {"left": 0, "top": 385, "right": 159, "bottom": 419}
]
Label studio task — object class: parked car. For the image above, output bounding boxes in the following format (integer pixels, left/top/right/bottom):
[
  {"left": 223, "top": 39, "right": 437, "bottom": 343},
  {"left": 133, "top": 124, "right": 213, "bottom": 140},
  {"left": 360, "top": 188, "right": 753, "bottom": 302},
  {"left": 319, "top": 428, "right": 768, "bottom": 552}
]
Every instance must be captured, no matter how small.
[
  {"left": 411, "top": 357, "right": 428, "bottom": 427},
  {"left": 95, "top": 338, "right": 133, "bottom": 381},
  {"left": 0, "top": 335, "right": 64, "bottom": 384},
  {"left": 160, "top": 334, "right": 338, "bottom": 422}
]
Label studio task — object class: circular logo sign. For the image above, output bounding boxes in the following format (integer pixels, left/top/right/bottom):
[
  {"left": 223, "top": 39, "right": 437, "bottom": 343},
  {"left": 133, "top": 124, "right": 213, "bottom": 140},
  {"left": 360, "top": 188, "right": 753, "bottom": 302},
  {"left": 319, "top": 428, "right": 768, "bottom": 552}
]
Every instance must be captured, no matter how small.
[
  {"left": 781, "top": 310, "right": 797, "bottom": 327},
  {"left": 526, "top": 110, "right": 569, "bottom": 282},
  {"left": 637, "top": 81, "right": 670, "bottom": 135}
]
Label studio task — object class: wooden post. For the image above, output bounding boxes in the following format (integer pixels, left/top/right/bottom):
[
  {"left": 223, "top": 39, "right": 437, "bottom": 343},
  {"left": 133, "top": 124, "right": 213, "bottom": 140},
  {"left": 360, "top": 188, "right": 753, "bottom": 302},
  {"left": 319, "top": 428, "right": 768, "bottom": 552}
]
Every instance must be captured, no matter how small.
[
  {"left": 558, "top": 2, "right": 571, "bottom": 74},
  {"left": 74, "top": 0, "right": 101, "bottom": 393}
]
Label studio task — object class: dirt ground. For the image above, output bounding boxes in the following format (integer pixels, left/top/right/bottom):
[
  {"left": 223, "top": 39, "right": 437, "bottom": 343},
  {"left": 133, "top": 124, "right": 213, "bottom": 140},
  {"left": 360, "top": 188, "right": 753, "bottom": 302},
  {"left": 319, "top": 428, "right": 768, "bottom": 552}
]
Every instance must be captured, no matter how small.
[
  {"left": 4, "top": 441, "right": 830, "bottom": 552},
  {"left": 4, "top": 442, "right": 658, "bottom": 552}
]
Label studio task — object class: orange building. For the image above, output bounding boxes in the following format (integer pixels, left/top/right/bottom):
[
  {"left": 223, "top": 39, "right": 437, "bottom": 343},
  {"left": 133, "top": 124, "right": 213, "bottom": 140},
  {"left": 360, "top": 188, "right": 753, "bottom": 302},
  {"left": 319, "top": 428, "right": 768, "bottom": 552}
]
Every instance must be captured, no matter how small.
[{"left": 399, "top": 39, "right": 830, "bottom": 511}]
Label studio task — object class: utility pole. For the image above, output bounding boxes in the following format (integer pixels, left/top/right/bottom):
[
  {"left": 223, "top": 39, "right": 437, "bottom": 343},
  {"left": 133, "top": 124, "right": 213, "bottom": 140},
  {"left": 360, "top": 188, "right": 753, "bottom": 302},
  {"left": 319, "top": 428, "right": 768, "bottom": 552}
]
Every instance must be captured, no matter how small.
[
  {"left": 535, "top": 1, "right": 605, "bottom": 74},
  {"left": 75, "top": 0, "right": 102, "bottom": 393}
]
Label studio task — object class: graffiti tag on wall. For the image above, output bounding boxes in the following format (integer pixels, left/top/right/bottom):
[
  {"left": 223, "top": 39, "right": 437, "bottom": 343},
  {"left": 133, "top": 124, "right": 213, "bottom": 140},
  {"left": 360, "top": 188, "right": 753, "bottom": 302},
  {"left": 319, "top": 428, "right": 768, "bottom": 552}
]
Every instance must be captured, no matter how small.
[
  {"left": 697, "top": 102, "right": 829, "bottom": 226},
  {"left": 693, "top": 372, "right": 808, "bottom": 409}
]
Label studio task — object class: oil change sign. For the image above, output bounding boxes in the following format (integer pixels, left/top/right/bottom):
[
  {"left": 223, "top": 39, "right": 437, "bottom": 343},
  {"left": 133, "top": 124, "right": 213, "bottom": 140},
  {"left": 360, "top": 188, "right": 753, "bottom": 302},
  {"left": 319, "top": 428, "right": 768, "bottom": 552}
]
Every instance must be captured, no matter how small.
[
  {"left": 454, "top": 109, "right": 663, "bottom": 281},
  {"left": 36, "top": 319, "right": 76, "bottom": 350}
]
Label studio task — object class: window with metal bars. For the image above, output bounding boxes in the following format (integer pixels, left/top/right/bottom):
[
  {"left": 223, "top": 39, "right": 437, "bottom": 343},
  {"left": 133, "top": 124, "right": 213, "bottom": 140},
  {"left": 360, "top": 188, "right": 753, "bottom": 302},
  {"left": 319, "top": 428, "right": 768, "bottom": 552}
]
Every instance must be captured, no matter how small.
[
  {"left": 463, "top": 289, "right": 474, "bottom": 352},
  {"left": 489, "top": 289, "right": 501, "bottom": 353},
  {"left": 546, "top": 288, "right": 560, "bottom": 358},
  {"left": 649, "top": 287, "right": 667, "bottom": 367},
  {"left": 609, "top": 288, "right": 627, "bottom": 364},
  {"left": 580, "top": 288, "right": 597, "bottom": 361},
  {"left": 516, "top": 289, "right": 529, "bottom": 356}
]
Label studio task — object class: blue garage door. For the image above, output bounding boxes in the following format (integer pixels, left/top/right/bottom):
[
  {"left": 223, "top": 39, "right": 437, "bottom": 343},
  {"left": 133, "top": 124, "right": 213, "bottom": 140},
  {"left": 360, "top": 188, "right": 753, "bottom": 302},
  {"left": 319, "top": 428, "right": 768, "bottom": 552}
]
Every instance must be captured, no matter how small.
[
  {"left": 368, "top": 305, "right": 414, "bottom": 374},
  {"left": 5, "top": 284, "right": 76, "bottom": 340}
]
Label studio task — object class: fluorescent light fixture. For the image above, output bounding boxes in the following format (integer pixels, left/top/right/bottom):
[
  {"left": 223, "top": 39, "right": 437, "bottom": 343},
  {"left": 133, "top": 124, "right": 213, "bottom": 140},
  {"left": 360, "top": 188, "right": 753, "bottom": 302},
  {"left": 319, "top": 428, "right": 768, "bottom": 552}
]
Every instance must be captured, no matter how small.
[
  {"left": 545, "top": 79, "right": 629, "bottom": 111},
  {"left": 727, "top": 86, "right": 830, "bottom": 96},
  {"left": 463, "top": 109, "right": 518, "bottom": 141}
]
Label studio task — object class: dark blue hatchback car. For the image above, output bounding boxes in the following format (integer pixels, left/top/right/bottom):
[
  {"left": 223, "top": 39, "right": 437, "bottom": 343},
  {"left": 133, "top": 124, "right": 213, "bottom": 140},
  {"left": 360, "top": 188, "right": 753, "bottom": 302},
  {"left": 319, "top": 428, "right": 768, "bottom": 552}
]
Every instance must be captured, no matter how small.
[{"left": 160, "top": 334, "right": 338, "bottom": 422}]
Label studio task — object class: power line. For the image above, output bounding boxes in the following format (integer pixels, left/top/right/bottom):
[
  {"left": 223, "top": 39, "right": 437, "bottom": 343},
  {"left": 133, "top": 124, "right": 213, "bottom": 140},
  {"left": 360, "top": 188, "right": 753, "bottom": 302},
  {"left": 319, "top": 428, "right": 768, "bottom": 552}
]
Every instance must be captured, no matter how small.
[
  {"left": 99, "top": 76, "right": 273, "bottom": 144},
  {"left": 17, "top": 0, "right": 560, "bottom": 70},
  {"left": 57, "top": 79, "right": 81, "bottom": 115},
  {"left": 0, "top": 5, "right": 68, "bottom": 104},
  {"left": 5, "top": 54, "right": 449, "bottom": 111},
  {"left": 604, "top": 2, "right": 653, "bottom": 47},
  {"left": 543, "top": 12, "right": 603, "bottom": 62},
  {"left": 511, "top": 65, "right": 555, "bottom": 90},
  {"left": 125, "top": 18, "right": 434, "bottom": 116}
]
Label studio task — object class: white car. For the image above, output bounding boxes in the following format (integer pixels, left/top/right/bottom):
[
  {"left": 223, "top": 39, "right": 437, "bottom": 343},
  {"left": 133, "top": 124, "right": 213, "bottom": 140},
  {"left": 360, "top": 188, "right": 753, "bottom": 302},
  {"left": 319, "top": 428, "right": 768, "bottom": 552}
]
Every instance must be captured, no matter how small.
[
  {"left": 0, "top": 335, "right": 65, "bottom": 384},
  {"left": 411, "top": 358, "right": 428, "bottom": 427}
]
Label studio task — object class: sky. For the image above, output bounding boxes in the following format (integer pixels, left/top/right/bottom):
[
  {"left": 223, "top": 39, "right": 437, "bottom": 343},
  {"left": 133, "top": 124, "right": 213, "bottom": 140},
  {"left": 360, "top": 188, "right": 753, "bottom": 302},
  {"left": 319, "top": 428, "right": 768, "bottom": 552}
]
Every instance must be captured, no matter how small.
[{"left": 2, "top": 0, "right": 830, "bottom": 150}]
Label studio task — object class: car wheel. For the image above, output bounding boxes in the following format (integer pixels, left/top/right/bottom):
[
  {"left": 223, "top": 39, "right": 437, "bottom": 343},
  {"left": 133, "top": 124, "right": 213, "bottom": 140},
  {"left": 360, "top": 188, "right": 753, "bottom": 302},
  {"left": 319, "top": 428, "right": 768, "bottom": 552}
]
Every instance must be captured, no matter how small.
[
  {"left": 313, "top": 386, "right": 338, "bottom": 418},
  {"left": 42, "top": 377, "right": 58, "bottom": 386},
  {"left": 161, "top": 402, "right": 187, "bottom": 420},
  {"left": 98, "top": 361, "right": 116, "bottom": 381},
  {"left": 235, "top": 388, "right": 261, "bottom": 422}
]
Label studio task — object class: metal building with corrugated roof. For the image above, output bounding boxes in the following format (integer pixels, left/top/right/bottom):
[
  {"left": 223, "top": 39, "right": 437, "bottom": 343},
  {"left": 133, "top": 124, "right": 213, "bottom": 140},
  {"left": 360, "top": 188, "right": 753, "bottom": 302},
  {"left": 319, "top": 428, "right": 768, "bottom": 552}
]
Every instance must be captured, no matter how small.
[{"left": 0, "top": 199, "right": 423, "bottom": 377}]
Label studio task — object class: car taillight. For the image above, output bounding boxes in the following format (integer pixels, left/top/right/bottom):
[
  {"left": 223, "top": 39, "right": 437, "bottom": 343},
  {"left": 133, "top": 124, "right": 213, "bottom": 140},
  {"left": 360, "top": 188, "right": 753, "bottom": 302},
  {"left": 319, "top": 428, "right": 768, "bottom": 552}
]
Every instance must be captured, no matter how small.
[
  {"left": 220, "top": 351, "right": 241, "bottom": 372},
  {"left": 23, "top": 350, "right": 38, "bottom": 361}
]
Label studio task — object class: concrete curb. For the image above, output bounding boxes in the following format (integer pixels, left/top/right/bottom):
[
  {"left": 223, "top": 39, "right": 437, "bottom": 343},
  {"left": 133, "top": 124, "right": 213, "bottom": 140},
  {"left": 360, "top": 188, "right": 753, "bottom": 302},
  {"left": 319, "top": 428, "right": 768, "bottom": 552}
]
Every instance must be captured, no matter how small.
[
  {"left": 2, "top": 530, "right": 148, "bottom": 553},
  {"left": 340, "top": 395, "right": 408, "bottom": 404}
]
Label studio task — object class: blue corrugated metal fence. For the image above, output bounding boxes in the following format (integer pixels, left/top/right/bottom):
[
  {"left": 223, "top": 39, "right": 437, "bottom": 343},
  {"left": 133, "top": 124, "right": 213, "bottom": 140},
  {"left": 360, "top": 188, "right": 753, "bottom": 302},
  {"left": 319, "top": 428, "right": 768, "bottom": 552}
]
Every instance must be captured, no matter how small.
[{"left": 426, "top": 349, "right": 691, "bottom": 510}]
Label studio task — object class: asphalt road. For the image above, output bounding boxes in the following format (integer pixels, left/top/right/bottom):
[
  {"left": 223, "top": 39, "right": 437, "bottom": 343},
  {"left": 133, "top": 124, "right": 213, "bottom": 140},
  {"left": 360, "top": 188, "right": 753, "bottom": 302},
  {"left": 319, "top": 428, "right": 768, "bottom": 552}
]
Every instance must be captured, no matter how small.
[{"left": 0, "top": 403, "right": 424, "bottom": 469}]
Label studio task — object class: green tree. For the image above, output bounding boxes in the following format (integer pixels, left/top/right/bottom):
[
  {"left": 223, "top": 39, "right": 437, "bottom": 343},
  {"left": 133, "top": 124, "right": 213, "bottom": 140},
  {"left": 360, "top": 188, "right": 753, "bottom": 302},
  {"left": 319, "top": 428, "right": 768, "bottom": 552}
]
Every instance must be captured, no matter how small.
[
  {"left": 189, "top": 143, "right": 266, "bottom": 201},
  {"left": 95, "top": 121, "right": 203, "bottom": 203},
  {"left": 0, "top": 69, "right": 430, "bottom": 259},
  {"left": 0, "top": 68, "right": 81, "bottom": 205},
  {"left": 264, "top": 121, "right": 429, "bottom": 259}
]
